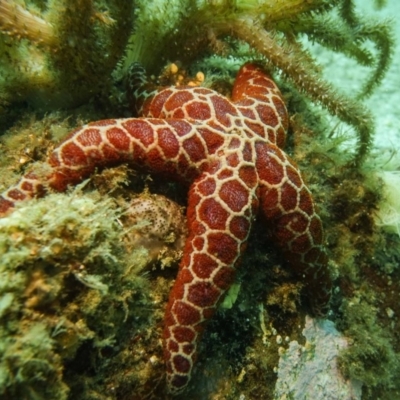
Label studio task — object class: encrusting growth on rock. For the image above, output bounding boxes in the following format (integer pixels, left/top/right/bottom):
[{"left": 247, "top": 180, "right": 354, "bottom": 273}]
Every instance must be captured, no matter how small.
[{"left": 122, "top": 193, "right": 187, "bottom": 267}]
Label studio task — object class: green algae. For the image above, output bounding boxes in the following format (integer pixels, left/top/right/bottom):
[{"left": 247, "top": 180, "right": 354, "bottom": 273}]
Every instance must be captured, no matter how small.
[{"left": 0, "top": 189, "right": 155, "bottom": 399}]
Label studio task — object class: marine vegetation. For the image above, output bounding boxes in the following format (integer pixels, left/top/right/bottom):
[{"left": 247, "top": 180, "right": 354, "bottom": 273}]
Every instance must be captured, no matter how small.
[
  {"left": 0, "top": 0, "right": 394, "bottom": 165},
  {"left": 0, "top": 0, "right": 134, "bottom": 112},
  {"left": 0, "top": 0, "right": 398, "bottom": 399},
  {"left": 131, "top": 0, "right": 395, "bottom": 166}
]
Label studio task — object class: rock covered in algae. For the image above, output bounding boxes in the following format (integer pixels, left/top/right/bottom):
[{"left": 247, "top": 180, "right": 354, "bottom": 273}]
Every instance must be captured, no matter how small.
[
  {"left": 122, "top": 192, "right": 187, "bottom": 268},
  {"left": 374, "top": 170, "right": 400, "bottom": 237},
  {"left": 274, "top": 316, "right": 362, "bottom": 400},
  {"left": 0, "top": 187, "right": 187, "bottom": 399}
]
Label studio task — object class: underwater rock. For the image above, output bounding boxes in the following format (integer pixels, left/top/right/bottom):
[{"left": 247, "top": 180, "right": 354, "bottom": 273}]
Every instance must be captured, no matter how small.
[
  {"left": 274, "top": 316, "right": 362, "bottom": 400},
  {"left": 122, "top": 193, "right": 187, "bottom": 268},
  {"left": 374, "top": 170, "right": 400, "bottom": 237}
]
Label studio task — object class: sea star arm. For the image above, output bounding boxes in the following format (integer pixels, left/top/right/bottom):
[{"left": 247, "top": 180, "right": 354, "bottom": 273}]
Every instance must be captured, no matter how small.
[
  {"left": 163, "top": 153, "right": 257, "bottom": 393},
  {"left": 127, "top": 62, "right": 231, "bottom": 122},
  {"left": 256, "top": 142, "right": 332, "bottom": 314},
  {"left": 0, "top": 117, "right": 226, "bottom": 214},
  {"left": 231, "top": 63, "right": 289, "bottom": 149}
]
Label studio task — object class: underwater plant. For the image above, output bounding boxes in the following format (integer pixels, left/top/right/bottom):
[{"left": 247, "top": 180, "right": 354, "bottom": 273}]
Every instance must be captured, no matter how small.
[
  {"left": 129, "top": 0, "right": 394, "bottom": 165},
  {"left": 0, "top": 0, "right": 134, "bottom": 111}
]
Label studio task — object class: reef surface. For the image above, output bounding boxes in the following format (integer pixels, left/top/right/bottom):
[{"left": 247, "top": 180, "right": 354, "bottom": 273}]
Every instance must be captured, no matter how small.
[{"left": 0, "top": 0, "right": 399, "bottom": 399}]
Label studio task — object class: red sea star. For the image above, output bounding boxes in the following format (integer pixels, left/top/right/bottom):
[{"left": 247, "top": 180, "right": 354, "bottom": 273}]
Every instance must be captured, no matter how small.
[{"left": 0, "top": 63, "right": 332, "bottom": 394}]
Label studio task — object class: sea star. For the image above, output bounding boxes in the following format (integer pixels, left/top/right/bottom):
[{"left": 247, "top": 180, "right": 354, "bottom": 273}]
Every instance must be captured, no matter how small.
[{"left": 0, "top": 63, "right": 332, "bottom": 394}]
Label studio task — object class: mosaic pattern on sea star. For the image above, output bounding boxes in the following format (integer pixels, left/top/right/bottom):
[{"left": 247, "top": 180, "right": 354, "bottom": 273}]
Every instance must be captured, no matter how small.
[{"left": 0, "top": 63, "right": 332, "bottom": 395}]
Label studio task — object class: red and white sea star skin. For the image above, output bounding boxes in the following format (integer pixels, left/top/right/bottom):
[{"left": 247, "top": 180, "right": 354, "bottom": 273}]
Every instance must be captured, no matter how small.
[{"left": 0, "top": 63, "right": 332, "bottom": 394}]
